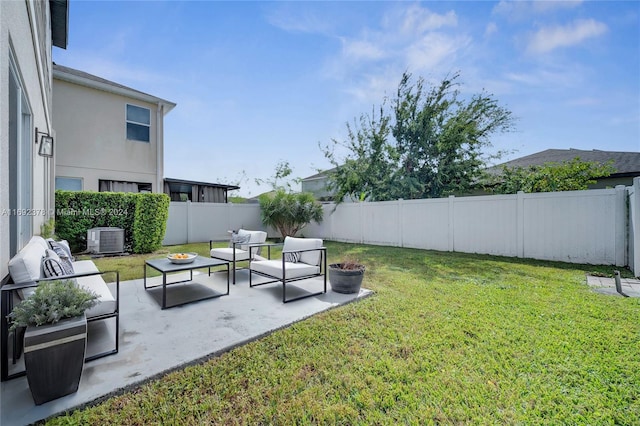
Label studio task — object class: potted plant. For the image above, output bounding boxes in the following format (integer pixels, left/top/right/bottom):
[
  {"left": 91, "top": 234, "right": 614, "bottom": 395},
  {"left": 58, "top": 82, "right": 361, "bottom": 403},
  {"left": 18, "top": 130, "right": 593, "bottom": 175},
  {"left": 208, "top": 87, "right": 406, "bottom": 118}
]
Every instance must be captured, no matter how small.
[
  {"left": 328, "top": 259, "right": 365, "bottom": 294},
  {"left": 8, "top": 279, "right": 98, "bottom": 405}
]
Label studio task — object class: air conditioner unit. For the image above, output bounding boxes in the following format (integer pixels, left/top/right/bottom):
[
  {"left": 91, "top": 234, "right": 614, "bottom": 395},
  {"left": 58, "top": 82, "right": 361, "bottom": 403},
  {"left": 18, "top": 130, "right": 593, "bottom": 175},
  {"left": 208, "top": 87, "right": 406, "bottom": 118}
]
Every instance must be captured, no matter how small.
[{"left": 87, "top": 227, "right": 125, "bottom": 254}]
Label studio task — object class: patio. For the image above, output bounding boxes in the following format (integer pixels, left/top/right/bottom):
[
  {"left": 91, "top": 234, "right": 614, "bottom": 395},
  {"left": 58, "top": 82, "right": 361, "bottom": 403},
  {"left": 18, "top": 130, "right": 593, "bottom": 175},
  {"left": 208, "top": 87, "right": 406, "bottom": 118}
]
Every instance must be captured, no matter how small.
[{"left": 0, "top": 269, "right": 371, "bottom": 425}]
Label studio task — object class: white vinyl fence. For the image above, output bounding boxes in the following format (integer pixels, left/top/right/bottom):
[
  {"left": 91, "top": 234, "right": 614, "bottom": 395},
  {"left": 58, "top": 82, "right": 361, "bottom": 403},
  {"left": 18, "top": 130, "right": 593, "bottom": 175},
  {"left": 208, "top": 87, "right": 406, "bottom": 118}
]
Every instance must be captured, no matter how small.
[
  {"left": 163, "top": 202, "right": 263, "bottom": 245},
  {"left": 164, "top": 178, "right": 640, "bottom": 275}
]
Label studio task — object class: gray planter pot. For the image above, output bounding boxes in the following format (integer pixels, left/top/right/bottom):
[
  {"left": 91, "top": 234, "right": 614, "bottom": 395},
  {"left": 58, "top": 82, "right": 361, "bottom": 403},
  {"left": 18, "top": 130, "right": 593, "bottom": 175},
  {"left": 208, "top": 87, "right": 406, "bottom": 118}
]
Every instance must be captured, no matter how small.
[
  {"left": 24, "top": 314, "right": 87, "bottom": 405},
  {"left": 329, "top": 264, "right": 365, "bottom": 294}
]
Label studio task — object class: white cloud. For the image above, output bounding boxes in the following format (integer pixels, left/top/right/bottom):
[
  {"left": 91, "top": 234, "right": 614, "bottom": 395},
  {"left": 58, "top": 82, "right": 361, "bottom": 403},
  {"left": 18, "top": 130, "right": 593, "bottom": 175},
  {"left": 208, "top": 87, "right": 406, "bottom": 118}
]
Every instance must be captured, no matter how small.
[
  {"left": 265, "top": 5, "right": 333, "bottom": 35},
  {"left": 323, "top": 4, "right": 469, "bottom": 102},
  {"left": 405, "top": 32, "right": 471, "bottom": 72},
  {"left": 505, "top": 65, "right": 585, "bottom": 88},
  {"left": 527, "top": 19, "right": 608, "bottom": 54},
  {"left": 395, "top": 4, "right": 458, "bottom": 35},
  {"left": 341, "top": 38, "right": 387, "bottom": 61},
  {"left": 493, "top": 0, "right": 583, "bottom": 20},
  {"left": 565, "top": 97, "right": 601, "bottom": 107},
  {"left": 485, "top": 22, "right": 498, "bottom": 38}
]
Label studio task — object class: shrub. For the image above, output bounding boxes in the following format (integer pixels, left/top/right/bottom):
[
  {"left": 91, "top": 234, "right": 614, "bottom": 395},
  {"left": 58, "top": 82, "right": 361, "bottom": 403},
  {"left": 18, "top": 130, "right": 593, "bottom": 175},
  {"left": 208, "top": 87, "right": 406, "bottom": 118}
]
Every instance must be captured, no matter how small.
[
  {"left": 132, "top": 193, "right": 170, "bottom": 253},
  {"left": 259, "top": 190, "right": 323, "bottom": 239},
  {"left": 55, "top": 191, "right": 170, "bottom": 254},
  {"left": 9, "top": 280, "right": 98, "bottom": 331}
]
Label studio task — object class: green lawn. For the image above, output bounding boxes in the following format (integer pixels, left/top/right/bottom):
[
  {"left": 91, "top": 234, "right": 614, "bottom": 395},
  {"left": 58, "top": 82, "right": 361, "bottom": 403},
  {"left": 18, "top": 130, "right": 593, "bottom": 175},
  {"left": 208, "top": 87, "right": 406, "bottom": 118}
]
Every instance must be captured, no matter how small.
[{"left": 52, "top": 242, "right": 640, "bottom": 424}]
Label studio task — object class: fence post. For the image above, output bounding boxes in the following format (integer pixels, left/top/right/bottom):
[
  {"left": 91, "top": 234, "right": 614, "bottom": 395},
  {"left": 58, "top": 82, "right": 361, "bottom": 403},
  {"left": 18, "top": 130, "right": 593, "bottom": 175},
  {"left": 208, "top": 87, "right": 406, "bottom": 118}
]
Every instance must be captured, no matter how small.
[
  {"left": 186, "top": 200, "right": 192, "bottom": 244},
  {"left": 398, "top": 199, "right": 404, "bottom": 247},
  {"left": 614, "top": 185, "right": 627, "bottom": 267},
  {"left": 632, "top": 178, "right": 640, "bottom": 277},
  {"left": 517, "top": 191, "right": 525, "bottom": 258},
  {"left": 359, "top": 202, "right": 364, "bottom": 244},
  {"left": 448, "top": 195, "right": 455, "bottom": 252}
]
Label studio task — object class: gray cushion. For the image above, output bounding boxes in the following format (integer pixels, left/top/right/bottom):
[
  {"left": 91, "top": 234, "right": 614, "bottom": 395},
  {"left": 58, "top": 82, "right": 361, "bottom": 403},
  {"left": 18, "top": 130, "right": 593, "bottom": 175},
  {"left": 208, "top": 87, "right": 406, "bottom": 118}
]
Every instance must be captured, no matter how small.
[
  {"left": 282, "top": 237, "right": 323, "bottom": 266},
  {"left": 8, "top": 240, "right": 47, "bottom": 283},
  {"left": 72, "top": 260, "right": 117, "bottom": 318},
  {"left": 251, "top": 260, "right": 320, "bottom": 279}
]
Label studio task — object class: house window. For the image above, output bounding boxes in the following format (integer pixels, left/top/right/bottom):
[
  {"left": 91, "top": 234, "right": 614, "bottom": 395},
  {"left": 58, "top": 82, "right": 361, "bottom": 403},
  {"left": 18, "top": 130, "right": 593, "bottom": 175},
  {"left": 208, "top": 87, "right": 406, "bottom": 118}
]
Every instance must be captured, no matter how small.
[
  {"left": 99, "top": 180, "right": 152, "bottom": 193},
  {"left": 8, "top": 53, "right": 33, "bottom": 256},
  {"left": 55, "top": 177, "right": 83, "bottom": 191},
  {"left": 126, "top": 104, "right": 150, "bottom": 142}
]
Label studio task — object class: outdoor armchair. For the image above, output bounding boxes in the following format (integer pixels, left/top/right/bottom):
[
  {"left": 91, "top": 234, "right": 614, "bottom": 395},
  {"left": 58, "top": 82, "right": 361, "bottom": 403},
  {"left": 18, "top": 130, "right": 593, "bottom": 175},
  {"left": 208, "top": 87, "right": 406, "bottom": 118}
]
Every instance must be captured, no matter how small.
[
  {"left": 249, "top": 236, "right": 327, "bottom": 303},
  {"left": 210, "top": 229, "right": 268, "bottom": 284}
]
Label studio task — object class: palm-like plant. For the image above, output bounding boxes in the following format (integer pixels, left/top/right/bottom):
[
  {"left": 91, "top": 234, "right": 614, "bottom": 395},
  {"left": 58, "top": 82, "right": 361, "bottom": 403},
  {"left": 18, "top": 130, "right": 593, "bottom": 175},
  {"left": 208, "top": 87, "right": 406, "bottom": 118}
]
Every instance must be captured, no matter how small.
[{"left": 259, "top": 190, "right": 323, "bottom": 239}]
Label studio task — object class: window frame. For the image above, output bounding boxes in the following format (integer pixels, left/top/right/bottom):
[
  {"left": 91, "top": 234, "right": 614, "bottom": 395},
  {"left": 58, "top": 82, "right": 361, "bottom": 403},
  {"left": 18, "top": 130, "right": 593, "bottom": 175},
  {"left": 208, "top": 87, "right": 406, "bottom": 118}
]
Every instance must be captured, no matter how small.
[
  {"left": 99, "top": 180, "right": 152, "bottom": 193},
  {"left": 8, "top": 50, "right": 33, "bottom": 255},
  {"left": 55, "top": 176, "right": 83, "bottom": 191},
  {"left": 125, "top": 103, "right": 151, "bottom": 143}
]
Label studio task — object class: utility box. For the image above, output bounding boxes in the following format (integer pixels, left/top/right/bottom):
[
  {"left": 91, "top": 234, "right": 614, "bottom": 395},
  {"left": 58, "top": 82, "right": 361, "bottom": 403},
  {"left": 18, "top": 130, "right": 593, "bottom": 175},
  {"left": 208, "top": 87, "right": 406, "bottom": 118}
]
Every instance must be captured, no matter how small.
[{"left": 87, "top": 227, "right": 124, "bottom": 254}]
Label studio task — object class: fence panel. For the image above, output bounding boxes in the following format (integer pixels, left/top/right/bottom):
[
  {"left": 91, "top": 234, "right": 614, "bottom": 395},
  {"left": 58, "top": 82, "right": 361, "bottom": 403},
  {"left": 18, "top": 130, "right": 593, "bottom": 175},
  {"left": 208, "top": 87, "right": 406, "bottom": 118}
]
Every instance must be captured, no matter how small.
[
  {"left": 163, "top": 187, "right": 635, "bottom": 270},
  {"left": 523, "top": 189, "right": 624, "bottom": 265},
  {"left": 302, "top": 204, "right": 333, "bottom": 239},
  {"left": 163, "top": 203, "right": 188, "bottom": 245},
  {"left": 401, "top": 199, "right": 449, "bottom": 251},
  {"left": 453, "top": 195, "right": 518, "bottom": 257},
  {"left": 330, "top": 204, "right": 362, "bottom": 243},
  {"left": 362, "top": 201, "right": 401, "bottom": 246},
  {"left": 188, "top": 203, "right": 231, "bottom": 243},
  {"left": 163, "top": 202, "right": 263, "bottom": 245}
]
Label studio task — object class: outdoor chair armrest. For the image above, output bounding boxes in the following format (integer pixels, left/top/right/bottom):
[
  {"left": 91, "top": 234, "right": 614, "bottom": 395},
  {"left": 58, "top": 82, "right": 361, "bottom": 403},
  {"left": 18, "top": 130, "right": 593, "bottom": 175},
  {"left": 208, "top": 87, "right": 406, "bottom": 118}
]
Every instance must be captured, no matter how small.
[
  {"left": 35, "top": 269, "right": 117, "bottom": 282},
  {"left": 0, "top": 281, "right": 38, "bottom": 292},
  {"left": 246, "top": 242, "right": 281, "bottom": 260}
]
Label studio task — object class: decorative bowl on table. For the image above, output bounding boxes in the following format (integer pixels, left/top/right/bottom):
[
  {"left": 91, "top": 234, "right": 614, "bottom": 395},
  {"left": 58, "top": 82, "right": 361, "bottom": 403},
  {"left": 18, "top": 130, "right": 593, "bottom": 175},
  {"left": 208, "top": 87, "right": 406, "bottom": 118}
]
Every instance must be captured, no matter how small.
[{"left": 167, "top": 252, "right": 198, "bottom": 264}]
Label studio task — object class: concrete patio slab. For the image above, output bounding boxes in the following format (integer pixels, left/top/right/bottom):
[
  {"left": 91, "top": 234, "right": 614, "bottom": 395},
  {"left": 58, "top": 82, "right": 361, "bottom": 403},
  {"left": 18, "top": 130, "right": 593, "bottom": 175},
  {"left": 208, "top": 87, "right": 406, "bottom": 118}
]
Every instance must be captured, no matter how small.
[
  {"left": 586, "top": 274, "right": 640, "bottom": 297},
  {"left": 1, "top": 269, "right": 371, "bottom": 425}
]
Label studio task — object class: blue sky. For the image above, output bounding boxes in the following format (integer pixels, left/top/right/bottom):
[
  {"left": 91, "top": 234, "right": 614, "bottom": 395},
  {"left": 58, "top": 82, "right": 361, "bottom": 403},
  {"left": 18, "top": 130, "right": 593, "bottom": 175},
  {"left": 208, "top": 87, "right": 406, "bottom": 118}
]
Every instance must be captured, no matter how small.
[{"left": 53, "top": 1, "right": 640, "bottom": 197}]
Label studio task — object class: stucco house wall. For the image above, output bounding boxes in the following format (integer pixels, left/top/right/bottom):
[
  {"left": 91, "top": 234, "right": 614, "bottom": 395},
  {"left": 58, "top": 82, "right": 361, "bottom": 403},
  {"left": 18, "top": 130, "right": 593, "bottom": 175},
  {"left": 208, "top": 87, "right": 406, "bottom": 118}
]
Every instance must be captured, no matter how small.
[
  {"left": 52, "top": 65, "right": 175, "bottom": 193},
  {"left": 1, "top": 0, "right": 58, "bottom": 275}
]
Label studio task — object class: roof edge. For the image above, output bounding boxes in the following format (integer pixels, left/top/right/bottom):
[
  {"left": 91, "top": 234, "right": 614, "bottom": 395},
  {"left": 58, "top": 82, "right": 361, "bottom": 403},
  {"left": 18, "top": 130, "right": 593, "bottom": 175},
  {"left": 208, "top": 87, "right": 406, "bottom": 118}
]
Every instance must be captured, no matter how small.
[{"left": 53, "top": 65, "right": 176, "bottom": 114}]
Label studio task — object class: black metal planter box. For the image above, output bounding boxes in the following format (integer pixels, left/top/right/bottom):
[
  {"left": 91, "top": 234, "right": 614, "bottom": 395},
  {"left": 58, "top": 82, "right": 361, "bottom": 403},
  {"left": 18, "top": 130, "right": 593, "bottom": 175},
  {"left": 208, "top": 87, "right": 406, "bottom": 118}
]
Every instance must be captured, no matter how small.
[{"left": 24, "top": 315, "right": 87, "bottom": 405}]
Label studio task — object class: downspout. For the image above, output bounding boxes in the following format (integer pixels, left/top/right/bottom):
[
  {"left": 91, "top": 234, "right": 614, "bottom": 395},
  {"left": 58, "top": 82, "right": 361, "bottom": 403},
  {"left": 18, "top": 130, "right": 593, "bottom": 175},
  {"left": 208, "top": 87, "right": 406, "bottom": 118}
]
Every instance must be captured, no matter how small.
[{"left": 156, "top": 103, "right": 164, "bottom": 193}]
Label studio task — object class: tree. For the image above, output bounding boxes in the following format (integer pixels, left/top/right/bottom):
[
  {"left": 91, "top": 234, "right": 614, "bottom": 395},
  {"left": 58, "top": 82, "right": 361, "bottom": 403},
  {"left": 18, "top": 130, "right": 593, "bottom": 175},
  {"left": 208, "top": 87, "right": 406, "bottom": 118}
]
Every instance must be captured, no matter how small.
[
  {"left": 259, "top": 190, "right": 323, "bottom": 239},
  {"left": 255, "top": 160, "right": 299, "bottom": 193},
  {"left": 322, "top": 72, "right": 515, "bottom": 201},
  {"left": 490, "top": 158, "right": 616, "bottom": 194},
  {"left": 322, "top": 106, "right": 398, "bottom": 202}
]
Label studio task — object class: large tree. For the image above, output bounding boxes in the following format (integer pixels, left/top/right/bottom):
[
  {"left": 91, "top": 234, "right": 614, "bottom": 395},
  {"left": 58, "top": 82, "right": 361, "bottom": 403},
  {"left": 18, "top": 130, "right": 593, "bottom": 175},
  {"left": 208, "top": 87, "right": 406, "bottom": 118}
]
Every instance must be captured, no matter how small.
[
  {"left": 323, "top": 72, "right": 515, "bottom": 201},
  {"left": 322, "top": 106, "right": 398, "bottom": 202}
]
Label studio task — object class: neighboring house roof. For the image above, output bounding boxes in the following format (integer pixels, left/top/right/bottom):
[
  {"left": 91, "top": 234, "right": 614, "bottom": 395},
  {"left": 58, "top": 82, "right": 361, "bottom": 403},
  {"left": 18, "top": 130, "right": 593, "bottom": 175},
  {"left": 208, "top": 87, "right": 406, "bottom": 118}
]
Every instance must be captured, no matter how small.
[
  {"left": 50, "top": 0, "right": 69, "bottom": 49},
  {"left": 301, "top": 167, "right": 337, "bottom": 182},
  {"left": 486, "top": 149, "right": 640, "bottom": 177},
  {"left": 52, "top": 64, "right": 176, "bottom": 113},
  {"left": 164, "top": 178, "right": 240, "bottom": 191}
]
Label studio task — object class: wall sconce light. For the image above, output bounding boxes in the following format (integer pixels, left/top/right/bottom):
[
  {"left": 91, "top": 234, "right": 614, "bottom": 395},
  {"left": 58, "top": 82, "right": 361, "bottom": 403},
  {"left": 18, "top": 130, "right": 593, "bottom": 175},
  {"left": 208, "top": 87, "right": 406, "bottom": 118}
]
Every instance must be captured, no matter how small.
[{"left": 35, "top": 127, "right": 54, "bottom": 157}]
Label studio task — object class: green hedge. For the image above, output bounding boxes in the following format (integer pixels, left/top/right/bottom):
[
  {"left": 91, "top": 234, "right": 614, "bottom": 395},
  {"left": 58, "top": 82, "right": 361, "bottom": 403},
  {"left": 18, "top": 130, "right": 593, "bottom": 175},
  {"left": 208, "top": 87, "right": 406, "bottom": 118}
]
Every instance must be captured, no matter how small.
[{"left": 55, "top": 190, "right": 170, "bottom": 254}]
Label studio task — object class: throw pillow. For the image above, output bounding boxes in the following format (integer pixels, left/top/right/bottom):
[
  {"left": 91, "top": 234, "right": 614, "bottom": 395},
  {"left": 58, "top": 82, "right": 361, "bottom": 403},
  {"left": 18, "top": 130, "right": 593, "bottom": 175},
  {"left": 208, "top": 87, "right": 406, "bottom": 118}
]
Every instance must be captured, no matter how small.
[
  {"left": 48, "top": 241, "right": 75, "bottom": 275},
  {"left": 283, "top": 251, "right": 301, "bottom": 263},
  {"left": 230, "top": 232, "right": 251, "bottom": 246},
  {"left": 48, "top": 239, "right": 74, "bottom": 261},
  {"left": 42, "top": 249, "right": 64, "bottom": 278}
]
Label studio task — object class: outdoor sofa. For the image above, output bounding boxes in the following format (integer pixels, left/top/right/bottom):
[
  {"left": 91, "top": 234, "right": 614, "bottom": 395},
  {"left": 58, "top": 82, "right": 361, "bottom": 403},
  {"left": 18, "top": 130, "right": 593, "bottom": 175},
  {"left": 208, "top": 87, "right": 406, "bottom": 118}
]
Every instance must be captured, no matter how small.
[{"left": 1, "top": 235, "right": 119, "bottom": 381}]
